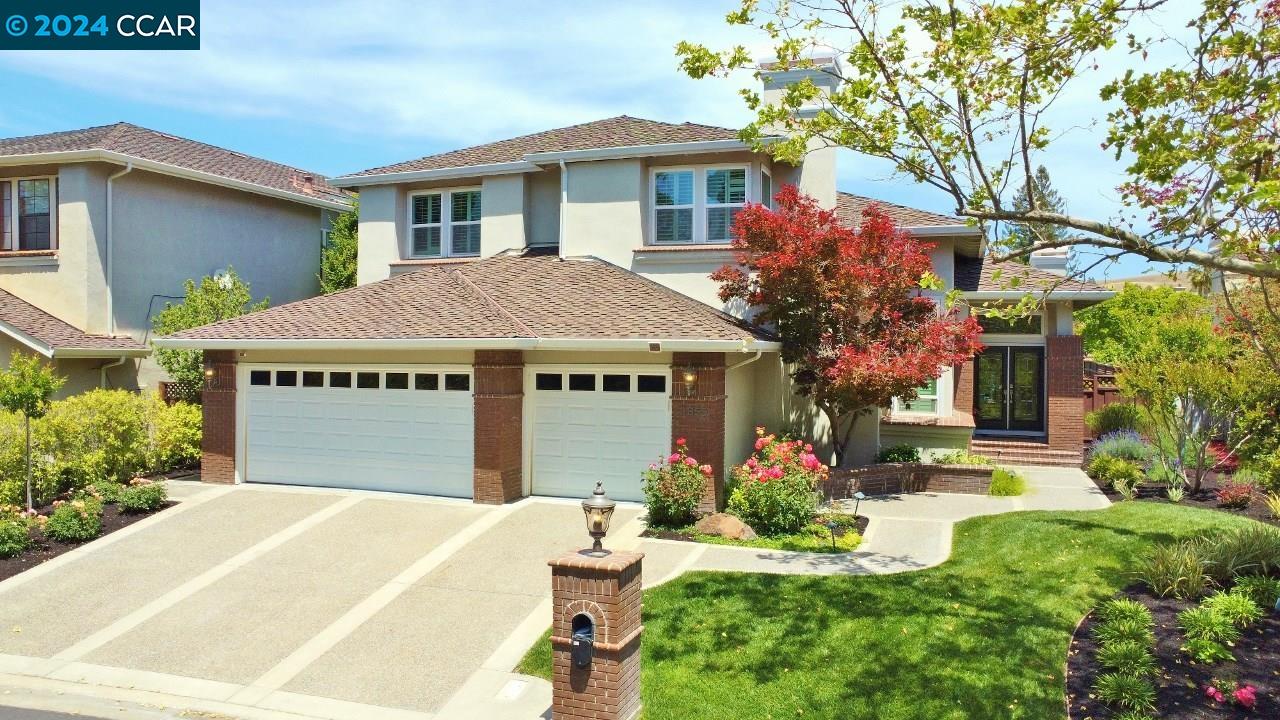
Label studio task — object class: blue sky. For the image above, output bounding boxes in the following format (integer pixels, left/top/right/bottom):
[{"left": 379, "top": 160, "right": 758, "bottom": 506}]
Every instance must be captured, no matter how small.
[{"left": 0, "top": 0, "right": 1189, "bottom": 278}]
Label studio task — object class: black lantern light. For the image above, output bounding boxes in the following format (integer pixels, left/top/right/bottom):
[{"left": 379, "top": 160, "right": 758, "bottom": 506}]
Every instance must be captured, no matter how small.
[{"left": 581, "top": 481, "right": 617, "bottom": 556}]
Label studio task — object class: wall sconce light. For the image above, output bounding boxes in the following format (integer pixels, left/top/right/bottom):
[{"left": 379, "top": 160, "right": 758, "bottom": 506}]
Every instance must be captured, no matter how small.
[{"left": 681, "top": 366, "right": 697, "bottom": 397}]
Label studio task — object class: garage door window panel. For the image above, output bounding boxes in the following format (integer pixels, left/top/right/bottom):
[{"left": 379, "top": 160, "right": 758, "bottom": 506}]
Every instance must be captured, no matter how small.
[
  {"left": 276, "top": 370, "right": 298, "bottom": 387},
  {"left": 568, "top": 374, "right": 595, "bottom": 391},
  {"left": 357, "top": 372, "right": 380, "bottom": 389},
  {"left": 535, "top": 373, "right": 563, "bottom": 391},
  {"left": 444, "top": 373, "right": 470, "bottom": 391},
  {"left": 637, "top": 375, "right": 666, "bottom": 393},
  {"left": 415, "top": 373, "right": 439, "bottom": 390},
  {"left": 250, "top": 370, "right": 271, "bottom": 386},
  {"left": 603, "top": 374, "right": 630, "bottom": 392},
  {"left": 302, "top": 371, "right": 324, "bottom": 388},
  {"left": 385, "top": 372, "right": 409, "bottom": 390},
  {"left": 329, "top": 371, "right": 352, "bottom": 388}
]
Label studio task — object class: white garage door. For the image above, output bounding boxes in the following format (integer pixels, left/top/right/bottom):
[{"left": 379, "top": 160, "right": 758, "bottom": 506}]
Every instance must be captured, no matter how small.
[
  {"left": 529, "top": 367, "right": 670, "bottom": 502},
  {"left": 244, "top": 366, "right": 474, "bottom": 497}
]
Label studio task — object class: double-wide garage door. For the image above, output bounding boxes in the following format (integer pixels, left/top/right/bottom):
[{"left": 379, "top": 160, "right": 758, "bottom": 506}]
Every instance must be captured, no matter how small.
[
  {"left": 244, "top": 366, "right": 474, "bottom": 497},
  {"left": 528, "top": 367, "right": 671, "bottom": 502}
]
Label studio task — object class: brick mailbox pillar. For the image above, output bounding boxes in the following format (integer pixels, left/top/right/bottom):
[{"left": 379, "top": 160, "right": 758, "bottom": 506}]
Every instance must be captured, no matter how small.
[{"left": 548, "top": 550, "right": 644, "bottom": 720}]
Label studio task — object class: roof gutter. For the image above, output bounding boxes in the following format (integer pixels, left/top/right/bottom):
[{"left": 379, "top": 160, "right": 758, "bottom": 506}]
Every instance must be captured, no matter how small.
[
  {"left": 0, "top": 319, "right": 54, "bottom": 357},
  {"left": 151, "top": 336, "right": 782, "bottom": 353},
  {"left": 330, "top": 161, "right": 541, "bottom": 188},
  {"left": 962, "top": 290, "right": 1115, "bottom": 302},
  {"left": 523, "top": 138, "right": 764, "bottom": 164},
  {"left": 0, "top": 150, "right": 351, "bottom": 211},
  {"left": 105, "top": 161, "right": 134, "bottom": 335},
  {"left": 906, "top": 225, "right": 982, "bottom": 237}
]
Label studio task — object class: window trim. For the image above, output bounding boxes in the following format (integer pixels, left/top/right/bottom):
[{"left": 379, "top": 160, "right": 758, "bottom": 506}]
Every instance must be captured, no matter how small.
[
  {"left": 891, "top": 371, "right": 949, "bottom": 416},
  {"left": 759, "top": 166, "right": 773, "bottom": 209},
  {"left": 649, "top": 165, "right": 751, "bottom": 246},
  {"left": 1, "top": 176, "right": 57, "bottom": 253},
  {"left": 406, "top": 186, "right": 481, "bottom": 259}
]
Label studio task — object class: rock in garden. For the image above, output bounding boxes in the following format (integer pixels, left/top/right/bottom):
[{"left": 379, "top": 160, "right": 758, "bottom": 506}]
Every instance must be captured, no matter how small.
[{"left": 695, "top": 513, "right": 757, "bottom": 540}]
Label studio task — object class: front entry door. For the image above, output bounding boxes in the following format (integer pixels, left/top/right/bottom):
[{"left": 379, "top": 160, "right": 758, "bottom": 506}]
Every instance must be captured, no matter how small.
[{"left": 974, "top": 347, "right": 1045, "bottom": 433}]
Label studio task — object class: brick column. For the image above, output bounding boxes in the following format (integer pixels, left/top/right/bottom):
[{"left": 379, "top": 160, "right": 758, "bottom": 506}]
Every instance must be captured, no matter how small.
[
  {"left": 473, "top": 350, "right": 524, "bottom": 504},
  {"left": 1046, "top": 335, "right": 1085, "bottom": 454},
  {"left": 953, "top": 358, "right": 976, "bottom": 450},
  {"left": 549, "top": 551, "right": 644, "bottom": 720},
  {"left": 200, "top": 350, "right": 237, "bottom": 484},
  {"left": 670, "top": 352, "right": 726, "bottom": 512}
]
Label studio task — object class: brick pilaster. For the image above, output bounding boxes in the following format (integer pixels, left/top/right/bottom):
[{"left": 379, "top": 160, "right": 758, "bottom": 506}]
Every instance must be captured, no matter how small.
[
  {"left": 670, "top": 352, "right": 726, "bottom": 512},
  {"left": 473, "top": 350, "right": 524, "bottom": 504},
  {"left": 549, "top": 551, "right": 644, "bottom": 720},
  {"left": 200, "top": 350, "right": 237, "bottom": 484},
  {"left": 1046, "top": 335, "right": 1085, "bottom": 456}
]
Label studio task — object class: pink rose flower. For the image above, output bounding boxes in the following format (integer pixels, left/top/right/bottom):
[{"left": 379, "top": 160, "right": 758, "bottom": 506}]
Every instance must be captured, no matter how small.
[
  {"left": 699, "top": 464, "right": 713, "bottom": 477},
  {"left": 683, "top": 457, "right": 698, "bottom": 467},
  {"left": 1234, "top": 685, "right": 1257, "bottom": 709},
  {"left": 667, "top": 453, "right": 681, "bottom": 464},
  {"left": 675, "top": 437, "right": 687, "bottom": 447},
  {"left": 755, "top": 437, "right": 767, "bottom": 450},
  {"left": 746, "top": 457, "right": 758, "bottom": 469}
]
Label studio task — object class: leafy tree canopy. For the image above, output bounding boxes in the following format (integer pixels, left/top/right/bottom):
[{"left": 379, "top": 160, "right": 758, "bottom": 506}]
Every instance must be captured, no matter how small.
[
  {"left": 152, "top": 268, "right": 268, "bottom": 387},
  {"left": 714, "top": 185, "right": 983, "bottom": 466},
  {"left": 0, "top": 351, "right": 63, "bottom": 421},
  {"left": 678, "top": 0, "right": 1280, "bottom": 281},
  {"left": 320, "top": 200, "right": 358, "bottom": 295},
  {"left": 1076, "top": 285, "right": 1214, "bottom": 365}
]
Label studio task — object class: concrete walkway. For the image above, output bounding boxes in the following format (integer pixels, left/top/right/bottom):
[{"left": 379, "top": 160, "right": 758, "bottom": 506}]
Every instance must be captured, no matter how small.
[{"left": 639, "top": 464, "right": 1110, "bottom": 577}]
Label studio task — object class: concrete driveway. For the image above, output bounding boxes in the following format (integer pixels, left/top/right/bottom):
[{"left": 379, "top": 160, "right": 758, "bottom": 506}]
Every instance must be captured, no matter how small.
[{"left": 0, "top": 482, "right": 663, "bottom": 720}]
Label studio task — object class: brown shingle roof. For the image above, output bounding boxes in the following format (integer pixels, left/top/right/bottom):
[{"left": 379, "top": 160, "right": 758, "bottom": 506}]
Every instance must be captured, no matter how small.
[
  {"left": 836, "top": 191, "right": 967, "bottom": 229},
  {"left": 169, "top": 250, "right": 773, "bottom": 344},
  {"left": 344, "top": 116, "right": 742, "bottom": 178},
  {"left": 954, "top": 256, "right": 1109, "bottom": 293},
  {"left": 0, "top": 289, "right": 146, "bottom": 353},
  {"left": 0, "top": 123, "right": 349, "bottom": 205}
]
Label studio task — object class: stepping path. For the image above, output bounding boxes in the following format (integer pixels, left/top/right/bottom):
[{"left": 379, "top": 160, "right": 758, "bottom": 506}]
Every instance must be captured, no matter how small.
[{"left": 639, "top": 465, "right": 1110, "bottom": 578}]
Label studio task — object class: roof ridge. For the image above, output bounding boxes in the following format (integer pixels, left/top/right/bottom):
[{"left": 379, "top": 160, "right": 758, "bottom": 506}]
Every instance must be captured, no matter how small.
[{"left": 448, "top": 266, "right": 537, "bottom": 338}]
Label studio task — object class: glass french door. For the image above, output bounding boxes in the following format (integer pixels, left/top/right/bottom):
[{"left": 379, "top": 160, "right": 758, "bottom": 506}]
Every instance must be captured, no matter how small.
[{"left": 974, "top": 347, "right": 1045, "bottom": 433}]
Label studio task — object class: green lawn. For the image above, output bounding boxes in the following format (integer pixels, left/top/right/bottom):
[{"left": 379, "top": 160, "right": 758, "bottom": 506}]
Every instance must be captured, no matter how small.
[{"left": 519, "top": 503, "right": 1254, "bottom": 720}]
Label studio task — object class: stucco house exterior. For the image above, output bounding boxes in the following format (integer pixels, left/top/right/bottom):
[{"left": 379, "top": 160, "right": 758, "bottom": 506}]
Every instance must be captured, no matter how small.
[
  {"left": 0, "top": 122, "right": 352, "bottom": 396},
  {"left": 158, "top": 66, "right": 1111, "bottom": 505}
]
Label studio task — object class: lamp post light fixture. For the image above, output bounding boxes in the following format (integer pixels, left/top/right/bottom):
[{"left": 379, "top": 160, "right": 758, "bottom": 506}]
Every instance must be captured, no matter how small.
[
  {"left": 581, "top": 481, "right": 617, "bottom": 557},
  {"left": 681, "top": 366, "right": 698, "bottom": 398},
  {"left": 852, "top": 491, "right": 866, "bottom": 518}
]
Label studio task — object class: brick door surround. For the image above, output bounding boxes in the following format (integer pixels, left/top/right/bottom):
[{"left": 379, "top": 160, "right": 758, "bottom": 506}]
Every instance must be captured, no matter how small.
[
  {"left": 200, "top": 350, "right": 237, "bottom": 484},
  {"left": 1046, "top": 335, "right": 1085, "bottom": 455},
  {"left": 473, "top": 349, "right": 524, "bottom": 504},
  {"left": 670, "top": 352, "right": 726, "bottom": 512}
]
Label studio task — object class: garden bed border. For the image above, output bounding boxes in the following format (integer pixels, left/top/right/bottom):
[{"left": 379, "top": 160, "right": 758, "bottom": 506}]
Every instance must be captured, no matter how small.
[{"left": 823, "top": 463, "right": 995, "bottom": 499}]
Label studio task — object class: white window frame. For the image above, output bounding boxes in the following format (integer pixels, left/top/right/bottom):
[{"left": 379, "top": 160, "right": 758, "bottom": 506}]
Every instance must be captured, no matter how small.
[
  {"left": 1, "top": 176, "right": 57, "bottom": 252},
  {"left": 649, "top": 164, "right": 751, "bottom": 246},
  {"left": 406, "top": 186, "right": 481, "bottom": 258},
  {"left": 891, "top": 368, "right": 954, "bottom": 417},
  {"left": 759, "top": 166, "right": 773, "bottom": 209}
]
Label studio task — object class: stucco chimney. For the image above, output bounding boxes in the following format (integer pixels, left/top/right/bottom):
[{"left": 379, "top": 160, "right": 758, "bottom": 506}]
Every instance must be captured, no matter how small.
[
  {"left": 1028, "top": 247, "right": 1069, "bottom": 275},
  {"left": 758, "top": 55, "right": 842, "bottom": 210}
]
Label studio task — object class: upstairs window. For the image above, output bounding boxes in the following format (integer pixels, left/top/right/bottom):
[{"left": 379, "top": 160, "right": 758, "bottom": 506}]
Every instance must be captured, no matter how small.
[
  {"left": 651, "top": 166, "right": 750, "bottom": 245},
  {"left": 408, "top": 188, "right": 480, "bottom": 258},
  {"left": 976, "top": 313, "right": 1042, "bottom": 335},
  {"left": 0, "top": 177, "right": 55, "bottom": 252}
]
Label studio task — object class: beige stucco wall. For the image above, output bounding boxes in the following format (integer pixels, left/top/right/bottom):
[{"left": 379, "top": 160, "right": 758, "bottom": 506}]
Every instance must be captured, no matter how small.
[
  {"left": 480, "top": 175, "right": 525, "bottom": 256},
  {"left": 525, "top": 168, "right": 561, "bottom": 247},
  {"left": 879, "top": 424, "right": 971, "bottom": 461},
  {"left": 357, "top": 184, "right": 403, "bottom": 285},
  {"left": 560, "top": 159, "right": 645, "bottom": 264}
]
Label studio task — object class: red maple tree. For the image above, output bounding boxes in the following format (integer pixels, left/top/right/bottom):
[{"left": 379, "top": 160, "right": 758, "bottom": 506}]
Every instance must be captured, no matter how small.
[{"left": 714, "top": 185, "right": 983, "bottom": 466}]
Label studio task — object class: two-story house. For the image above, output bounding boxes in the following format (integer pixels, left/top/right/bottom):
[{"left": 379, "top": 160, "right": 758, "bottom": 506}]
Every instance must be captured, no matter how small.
[
  {"left": 159, "top": 64, "right": 1110, "bottom": 505},
  {"left": 0, "top": 123, "right": 352, "bottom": 396}
]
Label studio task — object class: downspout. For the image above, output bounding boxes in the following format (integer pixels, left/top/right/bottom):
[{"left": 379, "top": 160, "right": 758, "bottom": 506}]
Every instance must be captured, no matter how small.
[
  {"left": 726, "top": 349, "right": 763, "bottom": 372},
  {"left": 99, "top": 355, "right": 127, "bottom": 388},
  {"left": 558, "top": 160, "right": 568, "bottom": 259},
  {"left": 105, "top": 162, "right": 134, "bottom": 335}
]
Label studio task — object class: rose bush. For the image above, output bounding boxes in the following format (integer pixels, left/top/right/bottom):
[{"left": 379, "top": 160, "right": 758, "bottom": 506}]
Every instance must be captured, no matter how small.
[
  {"left": 642, "top": 438, "right": 711, "bottom": 527},
  {"left": 726, "top": 427, "right": 827, "bottom": 534}
]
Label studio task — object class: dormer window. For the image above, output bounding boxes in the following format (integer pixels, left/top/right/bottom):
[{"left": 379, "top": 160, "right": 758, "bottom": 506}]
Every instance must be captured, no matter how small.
[
  {"left": 408, "top": 188, "right": 481, "bottom": 258},
  {"left": 651, "top": 165, "right": 749, "bottom": 245}
]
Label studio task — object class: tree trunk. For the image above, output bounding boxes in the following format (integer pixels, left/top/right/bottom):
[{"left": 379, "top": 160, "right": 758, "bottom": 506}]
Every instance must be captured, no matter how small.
[
  {"left": 24, "top": 415, "right": 32, "bottom": 512},
  {"left": 825, "top": 408, "right": 859, "bottom": 469}
]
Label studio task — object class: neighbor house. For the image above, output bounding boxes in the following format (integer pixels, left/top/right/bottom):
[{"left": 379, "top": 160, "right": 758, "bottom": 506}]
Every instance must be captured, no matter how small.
[
  {"left": 158, "top": 62, "right": 1111, "bottom": 506},
  {"left": 0, "top": 122, "right": 352, "bottom": 396}
]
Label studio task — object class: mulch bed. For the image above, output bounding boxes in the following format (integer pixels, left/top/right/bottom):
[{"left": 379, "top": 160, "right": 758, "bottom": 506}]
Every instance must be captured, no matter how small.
[
  {"left": 0, "top": 501, "right": 175, "bottom": 584},
  {"left": 1091, "top": 473, "right": 1279, "bottom": 528},
  {"left": 642, "top": 514, "right": 870, "bottom": 549},
  {"left": 1067, "top": 585, "right": 1278, "bottom": 719}
]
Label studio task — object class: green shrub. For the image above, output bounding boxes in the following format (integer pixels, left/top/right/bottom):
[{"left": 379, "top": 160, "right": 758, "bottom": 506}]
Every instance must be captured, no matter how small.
[
  {"left": 932, "top": 449, "right": 994, "bottom": 466},
  {"left": 876, "top": 444, "right": 920, "bottom": 463},
  {"left": 1138, "top": 542, "right": 1211, "bottom": 600},
  {"left": 1094, "top": 672, "right": 1157, "bottom": 712},
  {"left": 1086, "top": 403, "right": 1143, "bottom": 435},
  {"left": 727, "top": 429, "right": 825, "bottom": 535},
  {"left": 1096, "top": 640, "right": 1157, "bottom": 676},
  {"left": 642, "top": 441, "right": 710, "bottom": 527},
  {"left": 1192, "top": 524, "right": 1280, "bottom": 582},
  {"left": 1112, "top": 712, "right": 1155, "bottom": 720},
  {"left": 1178, "top": 606, "right": 1241, "bottom": 645},
  {"left": 118, "top": 479, "right": 167, "bottom": 514},
  {"left": 1096, "top": 598, "right": 1154, "bottom": 627},
  {"left": 79, "top": 478, "right": 124, "bottom": 504},
  {"left": 42, "top": 499, "right": 102, "bottom": 543},
  {"left": 1239, "top": 452, "right": 1280, "bottom": 493},
  {"left": 1088, "top": 455, "right": 1145, "bottom": 489},
  {"left": 988, "top": 468, "right": 1026, "bottom": 496},
  {"left": 0, "top": 513, "right": 30, "bottom": 558},
  {"left": 146, "top": 397, "right": 201, "bottom": 472},
  {"left": 1088, "top": 430, "right": 1153, "bottom": 463},
  {"left": 1202, "top": 590, "right": 1264, "bottom": 628},
  {"left": 1093, "top": 617, "right": 1156, "bottom": 647},
  {"left": 1181, "top": 637, "right": 1235, "bottom": 664},
  {"left": 1233, "top": 575, "right": 1280, "bottom": 609}
]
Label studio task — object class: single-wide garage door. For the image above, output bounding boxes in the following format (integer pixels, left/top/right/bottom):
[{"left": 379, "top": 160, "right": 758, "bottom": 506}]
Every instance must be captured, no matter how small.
[
  {"left": 244, "top": 366, "right": 474, "bottom": 497},
  {"left": 529, "top": 367, "right": 670, "bottom": 502}
]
